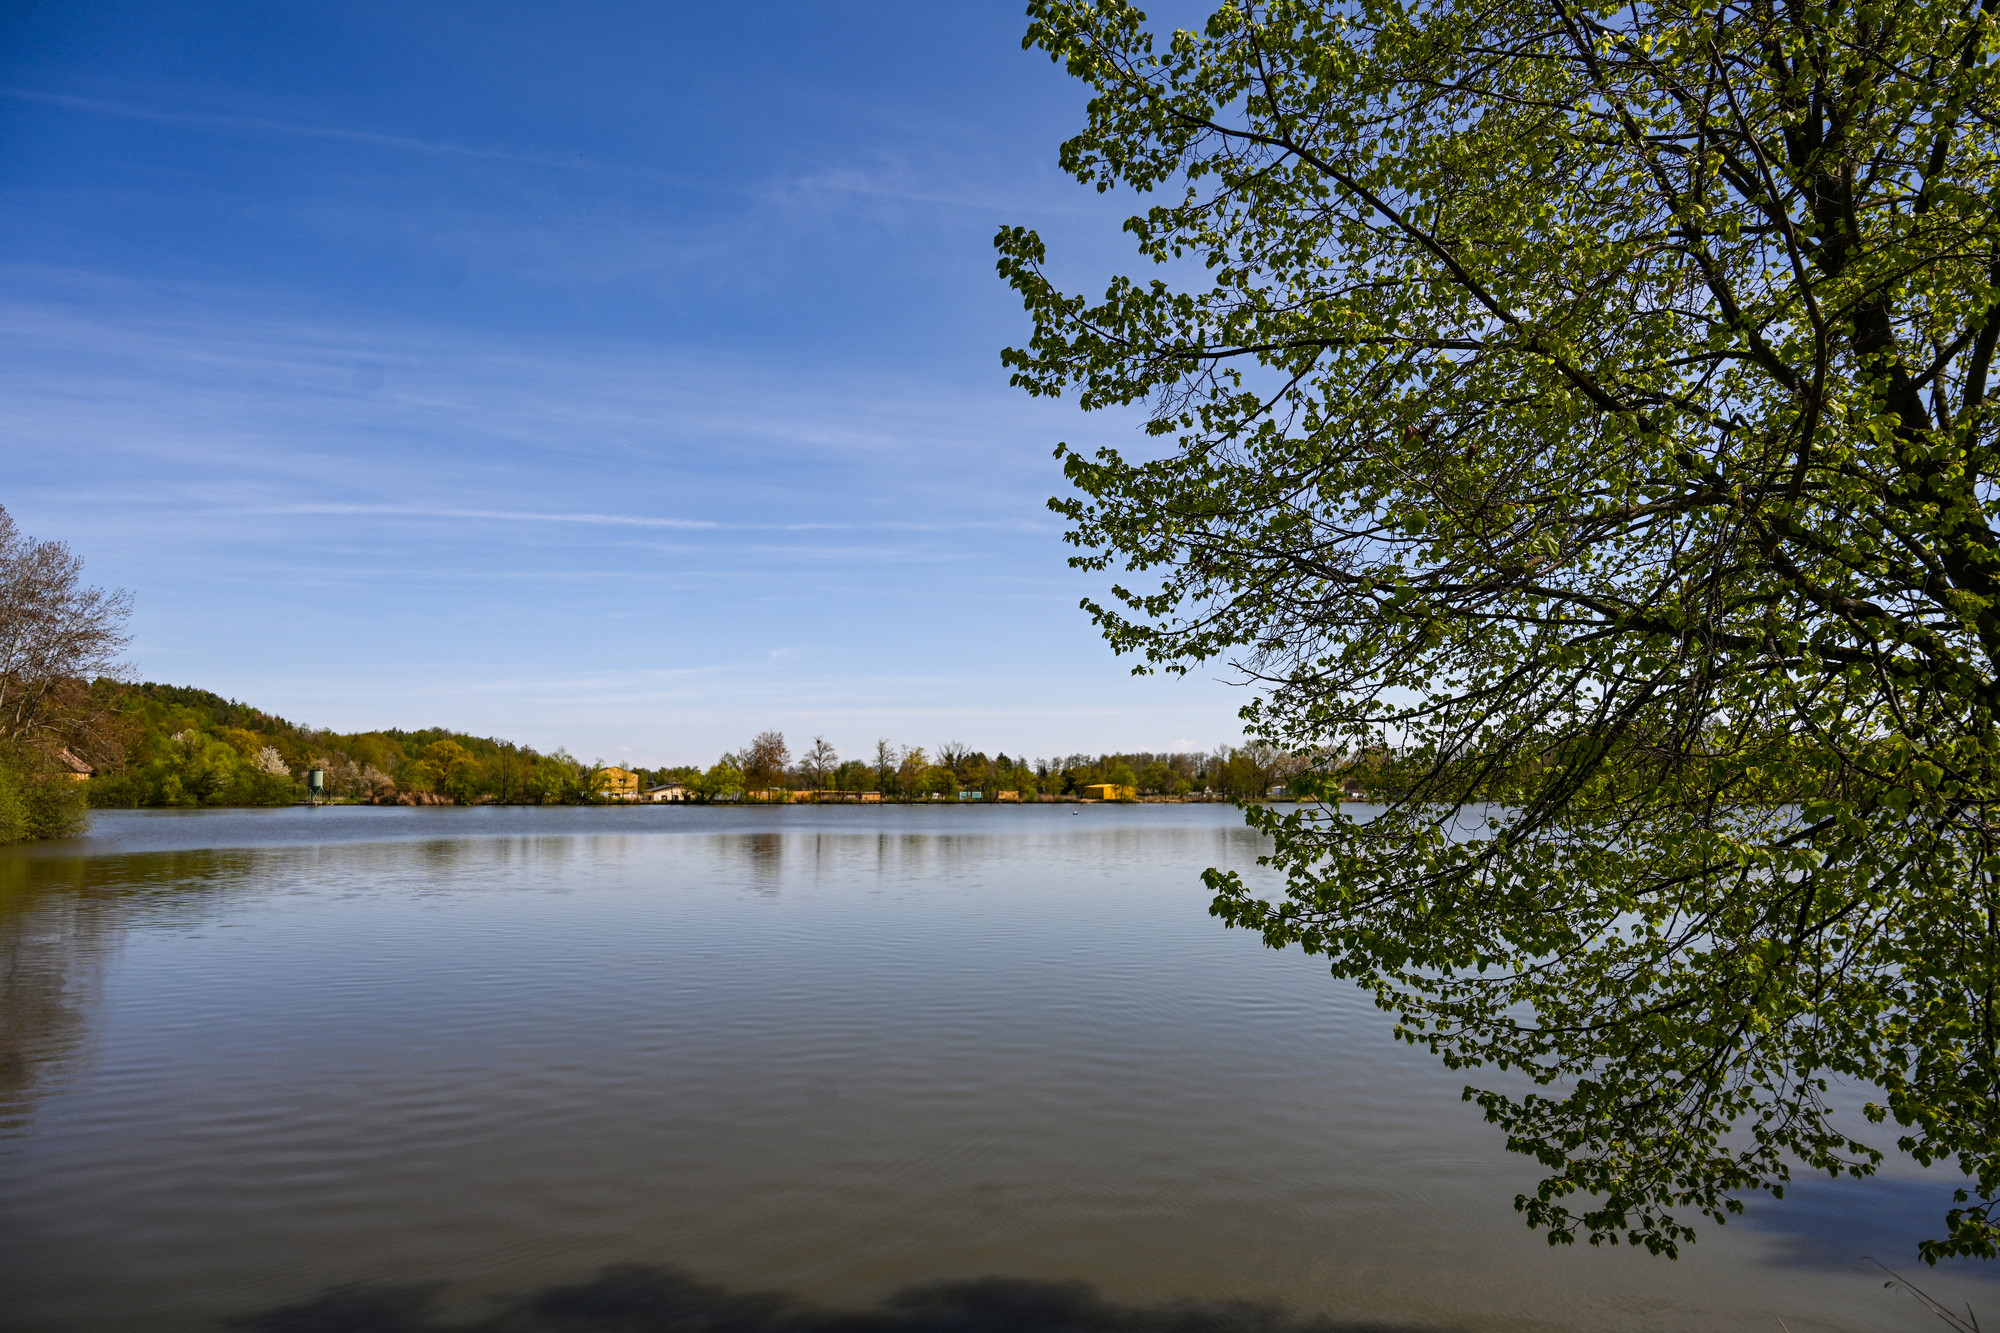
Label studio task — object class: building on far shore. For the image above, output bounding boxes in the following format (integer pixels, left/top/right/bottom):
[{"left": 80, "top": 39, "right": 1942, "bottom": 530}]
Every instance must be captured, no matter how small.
[
  {"left": 1081, "top": 783, "right": 1137, "bottom": 802},
  {"left": 642, "top": 783, "right": 690, "bottom": 803},
  {"left": 56, "top": 749, "right": 92, "bottom": 782},
  {"left": 598, "top": 767, "right": 640, "bottom": 801}
]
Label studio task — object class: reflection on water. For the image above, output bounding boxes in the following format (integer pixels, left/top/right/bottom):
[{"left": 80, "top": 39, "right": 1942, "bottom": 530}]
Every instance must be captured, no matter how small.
[
  {"left": 0, "top": 806, "right": 1988, "bottom": 1333},
  {"left": 0, "top": 859, "right": 106, "bottom": 1132},
  {"left": 225, "top": 1265, "right": 1438, "bottom": 1333}
]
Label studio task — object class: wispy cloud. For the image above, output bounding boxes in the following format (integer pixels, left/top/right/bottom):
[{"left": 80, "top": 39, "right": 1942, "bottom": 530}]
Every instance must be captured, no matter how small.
[
  {"left": 0, "top": 276, "right": 1122, "bottom": 684},
  {"left": 2, "top": 85, "right": 1094, "bottom": 222},
  {"left": 0, "top": 279, "right": 1131, "bottom": 488},
  {"left": 0, "top": 86, "right": 727, "bottom": 192},
  {"left": 258, "top": 503, "right": 1048, "bottom": 536},
  {"left": 271, "top": 504, "right": 722, "bottom": 531}
]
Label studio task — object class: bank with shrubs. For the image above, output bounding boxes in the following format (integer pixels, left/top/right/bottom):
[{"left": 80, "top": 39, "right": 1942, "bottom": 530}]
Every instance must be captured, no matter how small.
[{"left": 0, "top": 745, "right": 90, "bottom": 842}]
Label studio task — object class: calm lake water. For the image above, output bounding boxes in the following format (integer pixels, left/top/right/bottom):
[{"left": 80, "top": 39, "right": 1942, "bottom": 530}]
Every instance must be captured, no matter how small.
[{"left": 0, "top": 804, "right": 1989, "bottom": 1332}]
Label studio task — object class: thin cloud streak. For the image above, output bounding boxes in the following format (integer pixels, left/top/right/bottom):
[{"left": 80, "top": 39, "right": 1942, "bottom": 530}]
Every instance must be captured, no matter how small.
[
  {"left": 0, "top": 86, "right": 729, "bottom": 192},
  {"left": 273, "top": 504, "right": 722, "bottom": 531},
  {"left": 1, "top": 86, "right": 1095, "bottom": 223},
  {"left": 0, "top": 288, "right": 1129, "bottom": 465},
  {"left": 260, "top": 503, "right": 1048, "bottom": 535}
]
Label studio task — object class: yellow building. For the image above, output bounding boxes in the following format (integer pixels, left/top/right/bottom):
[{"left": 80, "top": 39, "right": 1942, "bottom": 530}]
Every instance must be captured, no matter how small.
[
  {"left": 1081, "top": 783, "right": 1137, "bottom": 802},
  {"left": 598, "top": 766, "right": 640, "bottom": 801}
]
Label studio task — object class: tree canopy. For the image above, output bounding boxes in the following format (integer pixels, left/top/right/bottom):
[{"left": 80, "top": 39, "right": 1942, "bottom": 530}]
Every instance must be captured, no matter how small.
[
  {"left": 0, "top": 506, "right": 128, "bottom": 841},
  {"left": 1000, "top": 0, "right": 2000, "bottom": 1261},
  {"left": 0, "top": 506, "right": 127, "bottom": 752}
]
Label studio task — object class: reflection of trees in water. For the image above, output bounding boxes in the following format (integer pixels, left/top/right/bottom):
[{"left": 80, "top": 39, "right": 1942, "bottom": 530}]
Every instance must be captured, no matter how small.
[
  {"left": 744, "top": 832, "right": 784, "bottom": 893},
  {"left": 0, "top": 845, "right": 340, "bottom": 1135},
  {"left": 0, "top": 834, "right": 584, "bottom": 1132},
  {"left": 226, "top": 1265, "right": 1432, "bottom": 1333},
  {"left": 710, "top": 824, "right": 1273, "bottom": 893},
  {"left": 0, "top": 832, "right": 649, "bottom": 1130},
  {"left": 0, "top": 851, "right": 258, "bottom": 1133},
  {"left": 0, "top": 857, "right": 116, "bottom": 1135},
  {"left": 2, "top": 819, "right": 1277, "bottom": 1136}
]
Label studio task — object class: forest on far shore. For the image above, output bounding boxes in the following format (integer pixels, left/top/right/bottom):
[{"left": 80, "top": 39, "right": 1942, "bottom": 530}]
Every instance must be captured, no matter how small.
[{"left": 82, "top": 681, "right": 1337, "bottom": 808}]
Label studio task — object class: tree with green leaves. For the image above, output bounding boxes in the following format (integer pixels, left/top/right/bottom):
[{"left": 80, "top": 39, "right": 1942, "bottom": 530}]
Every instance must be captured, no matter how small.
[
  {"left": 1000, "top": 0, "right": 2000, "bottom": 1261},
  {"left": 699, "top": 757, "right": 745, "bottom": 803}
]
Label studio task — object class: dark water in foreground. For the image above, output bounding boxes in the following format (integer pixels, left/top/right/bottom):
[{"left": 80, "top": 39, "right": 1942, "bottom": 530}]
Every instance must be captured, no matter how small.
[{"left": 0, "top": 805, "right": 1987, "bottom": 1332}]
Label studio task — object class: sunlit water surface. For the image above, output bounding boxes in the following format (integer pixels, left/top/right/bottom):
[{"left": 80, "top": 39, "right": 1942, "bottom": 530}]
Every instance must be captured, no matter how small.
[{"left": 0, "top": 805, "right": 1987, "bottom": 1332}]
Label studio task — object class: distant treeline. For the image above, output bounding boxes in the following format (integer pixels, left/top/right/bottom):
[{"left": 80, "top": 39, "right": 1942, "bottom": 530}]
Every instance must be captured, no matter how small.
[
  {"left": 85, "top": 682, "right": 603, "bottom": 808},
  {"left": 659, "top": 730, "right": 1318, "bottom": 803},
  {"left": 79, "top": 685, "right": 1338, "bottom": 808}
]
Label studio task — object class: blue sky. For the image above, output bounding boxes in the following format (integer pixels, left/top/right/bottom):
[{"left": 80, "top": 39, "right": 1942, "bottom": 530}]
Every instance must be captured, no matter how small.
[{"left": 0, "top": 1, "right": 1252, "bottom": 767}]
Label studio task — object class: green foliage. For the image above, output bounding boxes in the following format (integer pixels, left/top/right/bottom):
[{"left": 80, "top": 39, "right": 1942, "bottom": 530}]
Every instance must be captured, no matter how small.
[
  {"left": 84, "top": 682, "right": 596, "bottom": 808},
  {"left": 1213, "top": 750, "right": 1275, "bottom": 802},
  {"left": 1004, "top": 0, "right": 2000, "bottom": 1263},
  {"left": 697, "top": 760, "right": 745, "bottom": 802},
  {"left": 831, "top": 759, "right": 874, "bottom": 791},
  {"left": 0, "top": 746, "right": 88, "bottom": 844},
  {"left": 88, "top": 727, "right": 297, "bottom": 809},
  {"left": 79, "top": 682, "right": 1248, "bottom": 812},
  {"left": 647, "top": 764, "right": 705, "bottom": 790}
]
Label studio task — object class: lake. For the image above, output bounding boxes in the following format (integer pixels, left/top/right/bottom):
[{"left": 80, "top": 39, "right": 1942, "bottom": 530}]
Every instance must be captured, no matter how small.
[{"left": 0, "top": 804, "right": 1986, "bottom": 1332}]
